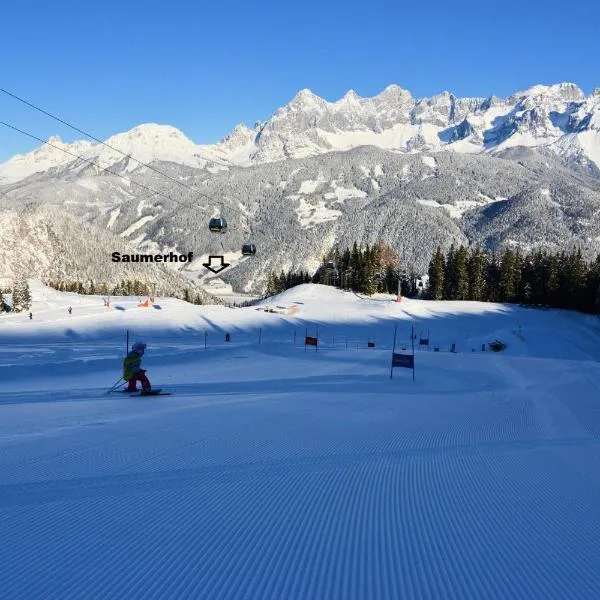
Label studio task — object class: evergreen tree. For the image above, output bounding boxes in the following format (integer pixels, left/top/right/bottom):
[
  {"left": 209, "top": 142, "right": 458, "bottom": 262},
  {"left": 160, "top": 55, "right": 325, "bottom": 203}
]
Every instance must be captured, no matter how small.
[
  {"left": 427, "top": 246, "right": 445, "bottom": 300},
  {"left": 545, "top": 253, "right": 560, "bottom": 307},
  {"left": 499, "top": 248, "right": 518, "bottom": 302},
  {"left": 513, "top": 249, "right": 523, "bottom": 302},
  {"left": 350, "top": 242, "right": 360, "bottom": 289},
  {"left": 384, "top": 264, "right": 396, "bottom": 294},
  {"left": 444, "top": 243, "right": 457, "bottom": 299},
  {"left": 341, "top": 248, "right": 351, "bottom": 272},
  {"left": 485, "top": 252, "right": 501, "bottom": 302},
  {"left": 265, "top": 273, "right": 277, "bottom": 297},
  {"left": 12, "top": 277, "right": 31, "bottom": 312},
  {"left": 564, "top": 248, "right": 587, "bottom": 310},
  {"left": 362, "top": 244, "right": 378, "bottom": 296},
  {"left": 468, "top": 246, "right": 486, "bottom": 301},
  {"left": 455, "top": 245, "right": 469, "bottom": 300},
  {"left": 583, "top": 255, "right": 600, "bottom": 313}
]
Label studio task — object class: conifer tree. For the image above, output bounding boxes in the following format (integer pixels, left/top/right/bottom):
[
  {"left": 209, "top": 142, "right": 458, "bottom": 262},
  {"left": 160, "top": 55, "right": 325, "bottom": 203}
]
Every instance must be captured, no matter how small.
[
  {"left": 545, "top": 253, "right": 560, "bottom": 306},
  {"left": 485, "top": 252, "right": 501, "bottom": 302},
  {"left": 583, "top": 255, "right": 600, "bottom": 313},
  {"left": 444, "top": 243, "right": 457, "bottom": 299},
  {"left": 12, "top": 277, "right": 31, "bottom": 312},
  {"left": 350, "top": 242, "right": 360, "bottom": 289},
  {"left": 564, "top": 248, "right": 587, "bottom": 310},
  {"left": 455, "top": 245, "right": 469, "bottom": 300},
  {"left": 499, "top": 248, "right": 518, "bottom": 302},
  {"left": 341, "top": 248, "right": 351, "bottom": 273},
  {"left": 265, "top": 273, "right": 277, "bottom": 297},
  {"left": 427, "top": 246, "right": 445, "bottom": 300},
  {"left": 468, "top": 246, "right": 486, "bottom": 301}
]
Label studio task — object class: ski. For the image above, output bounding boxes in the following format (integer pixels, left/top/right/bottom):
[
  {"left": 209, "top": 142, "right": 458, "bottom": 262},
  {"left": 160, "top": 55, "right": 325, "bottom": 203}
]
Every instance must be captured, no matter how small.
[{"left": 131, "top": 389, "right": 172, "bottom": 396}]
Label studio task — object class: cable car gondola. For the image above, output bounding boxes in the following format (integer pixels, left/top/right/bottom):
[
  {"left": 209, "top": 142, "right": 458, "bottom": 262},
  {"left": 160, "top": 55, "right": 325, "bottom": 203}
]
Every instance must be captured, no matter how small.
[
  {"left": 209, "top": 217, "right": 228, "bottom": 233},
  {"left": 242, "top": 243, "right": 257, "bottom": 256}
]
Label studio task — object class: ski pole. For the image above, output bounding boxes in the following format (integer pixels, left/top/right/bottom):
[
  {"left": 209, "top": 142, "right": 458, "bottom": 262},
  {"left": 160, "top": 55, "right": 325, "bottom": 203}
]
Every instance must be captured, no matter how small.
[{"left": 106, "top": 377, "right": 125, "bottom": 394}]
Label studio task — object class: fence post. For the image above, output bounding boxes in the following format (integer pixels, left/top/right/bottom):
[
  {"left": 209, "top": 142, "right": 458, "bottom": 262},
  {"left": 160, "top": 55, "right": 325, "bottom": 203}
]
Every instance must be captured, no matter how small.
[
  {"left": 126, "top": 329, "right": 129, "bottom": 355},
  {"left": 258, "top": 328, "right": 262, "bottom": 345}
]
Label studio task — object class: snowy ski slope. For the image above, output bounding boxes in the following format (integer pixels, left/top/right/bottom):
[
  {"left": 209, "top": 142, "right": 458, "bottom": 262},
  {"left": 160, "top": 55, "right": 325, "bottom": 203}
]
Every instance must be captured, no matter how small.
[{"left": 1, "top": 282, "right": 600, "bottom": 599}]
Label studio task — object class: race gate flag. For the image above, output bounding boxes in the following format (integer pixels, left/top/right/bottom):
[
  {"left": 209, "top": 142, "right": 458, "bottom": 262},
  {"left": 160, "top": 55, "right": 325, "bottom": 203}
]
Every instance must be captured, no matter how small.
[
  {"left": 392, "top": 353, "right": 414, "bottom": 369},
  {"left": 305, "top": 335, "right": 318, "bottom": 352},
  {"left": 390, "top": 323, "right": 415, "bottom": 381}
]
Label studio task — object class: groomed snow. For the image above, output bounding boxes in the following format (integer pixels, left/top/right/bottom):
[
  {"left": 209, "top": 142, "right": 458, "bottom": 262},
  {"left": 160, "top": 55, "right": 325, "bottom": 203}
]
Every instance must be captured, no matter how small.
[{"left": 1, "top": 281, "right": 600, "bottom": 599}]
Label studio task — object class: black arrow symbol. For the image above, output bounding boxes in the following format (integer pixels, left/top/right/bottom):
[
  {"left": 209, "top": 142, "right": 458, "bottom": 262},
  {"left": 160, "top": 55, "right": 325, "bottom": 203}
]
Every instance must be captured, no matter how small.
[{"left": 202, "top": 255, "right": 231, "bottom": 274}]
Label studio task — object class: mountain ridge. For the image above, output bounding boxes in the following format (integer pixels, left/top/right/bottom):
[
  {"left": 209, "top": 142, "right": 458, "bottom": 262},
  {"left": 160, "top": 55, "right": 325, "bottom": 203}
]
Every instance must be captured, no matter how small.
[{"left": 2, "top": 82, "right": 599, "bottom": 185}]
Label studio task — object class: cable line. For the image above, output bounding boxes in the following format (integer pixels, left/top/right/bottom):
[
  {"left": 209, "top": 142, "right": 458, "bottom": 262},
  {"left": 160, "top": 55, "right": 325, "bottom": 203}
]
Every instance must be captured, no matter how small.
[
  {"left": 1, "top": 120, "right": 204, "bottom": 210},
  {"left": 0, "top": 87, "right": 237, "bottom": 195}
]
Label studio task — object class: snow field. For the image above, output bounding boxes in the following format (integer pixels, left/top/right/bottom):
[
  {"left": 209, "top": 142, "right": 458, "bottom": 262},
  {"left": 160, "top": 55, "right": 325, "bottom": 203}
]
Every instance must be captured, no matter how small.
[{"left": 1, "top": 283, "right": 600, "bottom": 598}]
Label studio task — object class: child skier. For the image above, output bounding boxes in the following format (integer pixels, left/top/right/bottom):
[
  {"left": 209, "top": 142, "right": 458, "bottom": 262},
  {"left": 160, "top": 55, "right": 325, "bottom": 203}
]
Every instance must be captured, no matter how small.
[{"left": 123, "top": 342, "right": 152, "bottom": 392}]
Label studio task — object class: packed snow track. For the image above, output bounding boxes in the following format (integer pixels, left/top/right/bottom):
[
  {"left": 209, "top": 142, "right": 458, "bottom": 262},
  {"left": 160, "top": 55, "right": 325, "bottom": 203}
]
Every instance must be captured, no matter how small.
[{"left": 1, "top": 283, "right": 600, "bottom": 599}]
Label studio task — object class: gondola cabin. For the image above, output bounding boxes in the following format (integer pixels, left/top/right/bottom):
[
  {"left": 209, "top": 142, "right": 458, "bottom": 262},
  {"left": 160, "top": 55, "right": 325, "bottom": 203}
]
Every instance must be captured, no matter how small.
[
  {"left": 242, "top": 243, "right": 257, "bottom": 256},
  {"left": 209, "top": 217, "right": 228, "bottom": 233}
]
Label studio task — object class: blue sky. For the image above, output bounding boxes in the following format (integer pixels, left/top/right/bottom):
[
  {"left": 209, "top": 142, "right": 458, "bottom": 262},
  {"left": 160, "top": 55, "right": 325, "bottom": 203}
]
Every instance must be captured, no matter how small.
[{"left": 1, "top": 0, "right": 598, "bottom": 162}]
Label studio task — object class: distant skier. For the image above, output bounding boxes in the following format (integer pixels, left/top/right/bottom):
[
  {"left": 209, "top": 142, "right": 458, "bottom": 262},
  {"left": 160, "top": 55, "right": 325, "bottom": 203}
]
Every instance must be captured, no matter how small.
[
  {"left": 29, "top": 312, "right": 32, "bottom": 320},
  {"left": 68, "top": 306, "right": 72, "bottom": 315},
  {"left": 123, "top": 342, "right": 152, "bottom": 393}
]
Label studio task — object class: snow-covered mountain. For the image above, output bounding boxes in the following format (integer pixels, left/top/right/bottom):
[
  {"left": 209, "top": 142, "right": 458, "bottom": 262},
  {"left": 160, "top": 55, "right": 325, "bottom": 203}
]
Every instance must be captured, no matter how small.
[
  {"left": 2, "top": 82, "right": 600, "bottom": 296},
  {"left": 2, "top": 83, "right": 600, "bottom": 186},
  {"left": 183, "top": 82, "right": 600, "bottom": 171},
  {"left": 0, "top": 124, "right": 228, "bottom": 185},
  {"left": 3, "top": 144, "right": 600, "bottom": 295}
]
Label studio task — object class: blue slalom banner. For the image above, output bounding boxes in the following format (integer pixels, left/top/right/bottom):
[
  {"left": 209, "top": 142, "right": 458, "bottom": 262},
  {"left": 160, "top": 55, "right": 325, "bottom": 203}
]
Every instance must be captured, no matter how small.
[
  {"left": 392, "top": 353, "right": 414, "bottom": 368},
  {"left": 390, "top": 323, "right": 415, "bottom": 381}
]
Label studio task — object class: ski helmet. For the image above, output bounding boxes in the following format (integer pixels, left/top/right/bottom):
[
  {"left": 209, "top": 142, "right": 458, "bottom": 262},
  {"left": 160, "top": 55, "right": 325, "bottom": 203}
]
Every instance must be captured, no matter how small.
[{"left": 132, "top": 342, "right": 146, "bottom": 352}]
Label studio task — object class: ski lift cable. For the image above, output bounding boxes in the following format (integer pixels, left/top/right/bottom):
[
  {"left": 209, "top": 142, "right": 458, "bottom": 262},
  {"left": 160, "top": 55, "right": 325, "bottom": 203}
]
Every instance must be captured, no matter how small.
[
  {"left": 0, "top": 87, "right": 237, "bottom": 193},
  {"left": 0, "top": 120, "right": 210, "bottom": 211}
]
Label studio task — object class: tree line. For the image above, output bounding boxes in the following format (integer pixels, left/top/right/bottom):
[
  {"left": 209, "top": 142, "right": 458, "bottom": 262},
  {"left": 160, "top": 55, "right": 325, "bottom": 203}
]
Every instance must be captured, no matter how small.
[
  {"left": 427, "top": 245, "right": 600, "bottom": 313},
  {"left": 265, "top": 242, "right": 420, "bottom": 297},
  {"left": 46, "top": 279, "right": 205, "bottom": 304},
  {"left": 264, "top": 241, "right": 600, "bottom": 315},
  {"left": 0, "top": 279, "right": 206, "bottom": 313}
]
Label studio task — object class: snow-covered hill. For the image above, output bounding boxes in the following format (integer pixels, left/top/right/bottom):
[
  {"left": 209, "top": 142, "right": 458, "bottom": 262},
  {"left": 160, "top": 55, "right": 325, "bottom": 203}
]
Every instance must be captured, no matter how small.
[
  {"left": 0, "top": 205, "right": 220, "bottom": 302},
  {"left": 1, "top": 282, "right": 600, "bottom": 599}
]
